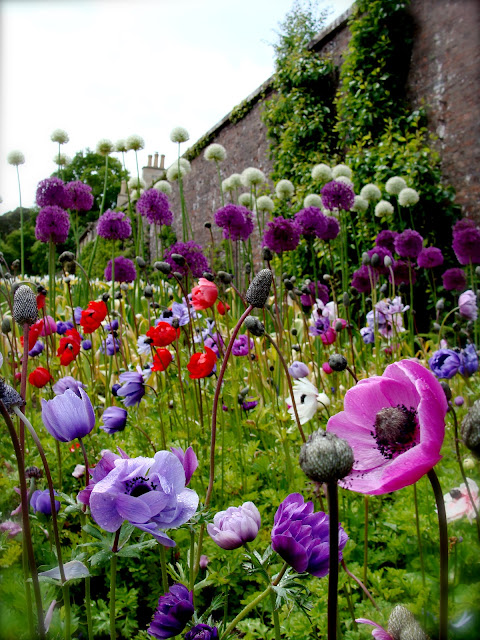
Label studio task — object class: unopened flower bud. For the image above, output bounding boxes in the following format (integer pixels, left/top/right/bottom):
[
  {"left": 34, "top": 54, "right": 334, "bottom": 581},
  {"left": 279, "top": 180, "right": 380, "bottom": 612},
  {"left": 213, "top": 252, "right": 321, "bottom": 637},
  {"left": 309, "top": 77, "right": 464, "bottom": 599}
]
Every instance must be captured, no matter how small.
[
  {"left": 1, "top": 316, "right": 12, "bottom": 334},
  {"left": 323, "top": 274, "right": 331, "bottom": 282},
  {"left": 384, "top": 255, "right": 392, "bottom": 268},
  {"left": 115, "top": 291, "right": 123, "bottom": 299},
  {"left": 173, "top": 271, "right": 183, "bottom": 280},
  {"left": 362, "top": 252, "right": 370, "bottom": 265},
  {"left": 204, "top": 222, "right": 212, "bottom": 229},
  {"left": 143, "top": 285, "right": 153, "bottom": 298},
  {"left": 329, "top": 354, "right": 348, "bottom": 372},
  {"left": 291, "top": 328, "right": 298, "bottom": 336},
  {"left": 199, "top": 554, "right": 209, "bottom": 569},
  {"left": 239, "top": 386, "right": 249, "bottom": 398},
  {"left": 334, "top": 320, "right": 344, "bottom": 332},
  {"left": 246, "top": 269, "right": 273, "bottom": 308},
  {"left": 244, "top": 316, "right": 265, "bottom": 337},
  {"left": 388, "top": 605, "right": 428, "bottom": 640},
  {"left": 0, "top": 379, "right": 25, "bottom": 414},
  {"left": 370, "top": 253, "right": 380, "bottom": 267},
  {"left": 461, "top": 399, "right": 480, "bottom": 458},
  {"left": 202, "top": 272, "right": 215, "bottom": 282},
  {"left": 171, "top": 253, "right": 185, "bottom": 266},
  {"left": 440, "top": 381, "right": 452, "bottom": 401},
  {"left": 436, "top": 298, "right": 445, "bottom": 311},
  {"left": 155, "top": 261, "right": 172, "bottom": 275},
  {"left": 454, "top": 396, "right": 464, "bottom": 407},
  {"left": 380, "top": 283, "right": 388, "bottom": 295},
  {"left": 284, "top": 279, "right": 294, "bottom": 290},
  {"left": 102, "top": 292, "right": 111, "bottom": 302},
  {"left": 464, "top": 457, "right": 475, "bottom": 470},
  {"left": 245, "top": 263, "right": 251, "bottom": 274},
  {"left": 292, "top": 344, "right": 300, "bottom": 352},
  {"left": 171, "top": 318, "right": 180, "bottom": 329},
  {"left": 432, "top": 322, "right": 441, "bottom": 332},
  {"left": 476, "top": 266, "right": 480, "bottom": 278},
  {"left": 299, "top": 430, "right": 354, "bottom": 483},
  {"left": 217, "top": 271, "right": 232, "bottom": 285},
  {"left": 11, "top": 259, "right": 20, "bottom": 270},
  {"left": 262, "top": 247, "right": 273, "bottom": 262},
  {"left": 136, "top": 256, "right": 146, "bottom": 268},
  {"left": 59, "top": 251, "right": 75, "bottom": 264},
  {"left": 342, "top": 292, "right": 349, "bottom": 307},
  {"left": 25, "top": 466, "right": 43, "bottom": 480},
  {"left": 13, "top": 285, "right": 38, "bottom": 326}
]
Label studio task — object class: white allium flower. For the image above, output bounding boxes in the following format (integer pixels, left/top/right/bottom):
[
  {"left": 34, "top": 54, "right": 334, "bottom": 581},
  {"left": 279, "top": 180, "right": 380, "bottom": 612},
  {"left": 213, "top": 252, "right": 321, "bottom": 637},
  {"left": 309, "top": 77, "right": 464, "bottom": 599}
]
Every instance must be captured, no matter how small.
[
  {"left": 204, "top": 143, "right": 226, "bottom": 162},
  {"left": 115, "top": 139, "right": 128, "bottom": 152},
  {"left": 335, "top": 175, "right": 353, "bottom": 185},
  {"left": 238, "top": 193, "right": 253, "bottom": 208},
  {"left": 241, "top": 167, "right": 266, "bottom": 188},
  {"left": 129, "top": 188, "right": 144, "bottom": 201},
  {"left": 398, "top": 187, "right": 420, "bottom": 207},
  {"left": 385, "top": 176, "right": 407, "bottom": 195},
  {"left": 126, "top": 134, "right": 145, "bottom": 151},
  {"left": 312, "top": 163, "right": 332, "bottom": 182},
  {"left": 96, "top": 139, "right": 114, "bottom": 156},
  {"left": 360, "top": 183, "right": 381, "bottom": 202},
  {"left": 128, "top": 176, "right": 146, "bottom": 190},
  {"left": 286, "top": 378, "right": 330, "bottom": 425},
  {"left": 331, "top": 163, "right": 352, "bottom": 180},
  {"left": 222, "top": 177, "right": 233, "bottom": 193},
  {"left": 304, "top": 194, "right": 323, "bottom": 208},
  {"left": 54, "top": 153, "right": 71, "bottom": 166},
  {"left": 170, "top": 127, "right": 190, "bottom": 143},
  {"left": 275, "top": 179, "right": 295, "bottom": 200},
  {"left": 153, "top": 180, "right": 172, "bottom": 196},
  {"left": 228, "top": 173, "right": 243, "bottom": 189},
  {"left": 256, "top": 195, "right": 274, "bottom": 214},
  {"left": 51, "top": 129, "right": 69, "bottom": 144},
  {"left": 166, "top": 164, "right": 186, "bottom": 182},
  {"left": 351, "top": 196, "right": 369, "bottom": 213},
  {"left": 179, "top": 158, "right": 191, "bottom": 174},
  {"left": 374, "top": 199, "right": 394, "bottom": 218},
  {"left": 7, "top": 150, "right": 25, "bottom": 166}
]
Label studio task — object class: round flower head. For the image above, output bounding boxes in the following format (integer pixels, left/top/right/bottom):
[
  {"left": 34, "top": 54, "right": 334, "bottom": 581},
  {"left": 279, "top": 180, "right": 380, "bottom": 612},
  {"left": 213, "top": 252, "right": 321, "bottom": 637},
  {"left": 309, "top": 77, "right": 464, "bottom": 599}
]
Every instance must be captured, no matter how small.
[
  {"left": 207, "top": 502, "right": 261, "bottom": 549},
  {"left": 327, "top": 360, "right": 447, "bottom": 494},
  {"left": 35, "top": 206, "right": 70, "bottom": 243},
  {"left": 154, "top": 180, "right": 173, "bottom": 196},
  {"left": 41, "top": 388, "right": 95, "bottom": 442},
  {"left": 321, "top": 180, "right": 355, "bottom": 211},
  {"left": 321, "top": 215, "right": 340, "bottom": 240},
  {"left": 376, "top": 229, "right": 398, "bottom": 253},
  {"left": 128, "top": 176, "right": 146, "bottom": 191},
  {"left": 231, "top": 334, "right": 254, "bottom": 356},
  {"left": 228, "top": 173, "right": 242, "bottom": 189},
  {"left": 170, "top": 126, "right": 190, "bottom": 143},
  {"left": 452, "top": 227, "right": 480, "bottom": 265},
  {"left": 428, "top": 349, "right": 462, "bottom": 379},
  {"left": 163, "top": 241, "right": 209, "bottom": 278},
  {"left": 204, "top": 143, "right": 226, "bottom": 162},
  {"left": 54, "top": 153, "right": 71, "bottom": 167},
  {"left": 351, "top": 265, "right": 377, "bottom": 293},
  {"left": 52, "top": 376, "right": 85, "bottom": 396},
  {"left": 36, "top": 177, "right": 71, "bottom": 208},
  {"left": 417, "top": 246, "right": 444, "bottom": 268},
  {"left": 100, "top": 406, "right": 128, "bottom": 434},
  {"left": 256, "top": 195, "right": 274, "bottom": 214},
  {"left": 97, "top": 209, "right": 132, "bottom": 240},
  {"left": 398, "top": 187, "right": 420, "bottom": 207},
  {"left": 96, "top": 139, "right": 114, "bottom": 156},
  {"left": 221, "top": 176, "right": 233, "bottom": 193},
  {"left": 241, "top": 167, "right": 266, "bottom": 188},
  {"left": 374, "top": 200, "right": 394, "bottom": 218},
  {"left": 166, "top": 164, "right": 186, "bottom": 182},
  {"left": 275, "top": 179, "right": 294, "bottom": 200},
  {"left": 303, "top": 194, "right": 323, "bottom": 208},
  {"left": 442, "top": 268, "right": 466, "bottom": 291},
  {"left": 31, "top": 489, "right": 61, "bottom": 515},
  {"left": 8, "top": 150, "right": 25, "bottom": 165},
  {"left": 191, "top": 278, "right": 218, "bottom": 310},
  {"left": 214, "top": 204, "right": 254, "bottom": 241},
  {"left": 311, "top": 163, "right": 332, "bottom": 182},
  {"left": 288, "top": 361, "right": 310, "bottom": 379},
  {"left": 332, "top": 163, "right": 352, "bottom": 179},
  {"left": 459, "top": 290, "right": 478, "bottom": 320},
  {"left": 360, "top": 183, "right": 381, "bottom": 202},
  {"left": 295, "top": 206, "right": 327, "bottom": 238},
  {"left": 137, "top": 189, "right": 173, "bottom": 226},
  {"left": 51, "top": 129, "right": 69, "bottom": 144},
  {"left": 367, "top": 246, "right": 393, "bottom": 275},
  {"left": 394, "top": 229, "right": 423, "bottom": 259},
  {"left": 271, "top": 493, "right": 348, "bottom": 578},
  {"left": 66, "top": 181, "right": 94, "bottom": 211},
  {"left": 126, "top": 134, "right": 144, "bottom": 151},
  {"left": 104, "top": 256, "right": 137, "bottom": 283},
  {"left": 351, "top": 196, "right": 369, "bottom": 213},
  {"left": 238, "top": 193, "right": 253, "bottom": 208},
  {"left": 115, "top": 139, "right": 128, "bottom": 152},
  {"left": 263, "top": 216, "right": 301, "bottom": 253},
  {"left": 385, "top": 176, "right": 407, "bottom": 195},
  {"left": 148, "top": 584, "right": 194, "bottom": 639}
]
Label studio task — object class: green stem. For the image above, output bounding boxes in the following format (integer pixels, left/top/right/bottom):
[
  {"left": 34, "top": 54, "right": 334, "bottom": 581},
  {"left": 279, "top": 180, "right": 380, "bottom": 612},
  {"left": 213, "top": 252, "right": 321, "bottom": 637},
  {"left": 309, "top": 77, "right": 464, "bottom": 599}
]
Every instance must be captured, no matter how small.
[
  {"left": 413, "top": 483, "right": 426, "bottom": 587},
  {"left": 363, "top": 495, "right": 369, "bottom": 589},
  {"left": 63, "top": 584, "right": 71, "bottom": 640},
  {"left": 269, "top": 588, "right": 281, "bottom": 640},
  {"left": 110, "top": 528, "right": 121, "bottom": 640},
  {"left": 16, "top": 165, "right": 24, "bottom": 276},
  {"left": 159, "top": 543, "right": 169, "bottom": 594},
  {"left": 427, "top": 468, "right": 448, "bottom": 640}
]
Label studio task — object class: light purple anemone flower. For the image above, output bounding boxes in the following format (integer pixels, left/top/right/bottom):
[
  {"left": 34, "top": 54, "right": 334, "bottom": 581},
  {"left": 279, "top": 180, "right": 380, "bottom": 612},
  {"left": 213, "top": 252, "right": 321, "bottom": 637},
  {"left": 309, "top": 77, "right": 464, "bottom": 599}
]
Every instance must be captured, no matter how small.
[
  {"left": 170, "top": 446, "right": 198, "bottom": 485},
  {"left": 326, "top": 360, "right": 447, "bottom": 495},
  {"left": 231, "top": 334, "right": 254, "bottom": 356},
  {"left": 157, "top": 301, "right": 195, "bottom": 327},
  {"left": 89, "top": 451, "right": 199, "bottom": 546},
  {"left": 207, "top": 502, "right": 261, "bottom": 550},
  {"left": 288, "top": 362, "right": 310, "bottom": 379}
]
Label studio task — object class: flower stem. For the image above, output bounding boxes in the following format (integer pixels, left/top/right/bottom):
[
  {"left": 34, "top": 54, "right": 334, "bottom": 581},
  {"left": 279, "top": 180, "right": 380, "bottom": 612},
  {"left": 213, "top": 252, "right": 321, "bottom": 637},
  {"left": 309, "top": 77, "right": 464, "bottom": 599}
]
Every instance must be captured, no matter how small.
[
  {"left": 327, "top": 481, "right": 339, "bottom": 640},
  {"left": 340, "top": 559, "right": 380, "bottom": 612},
  {"left": 427, "top": 468, "right": 448, "bottom": 640},
  {"left": 159, "top": 543, "right": 169, "bottom": 594},
  {"left": 413, "top": 483, "right": 426, "bottom": 587},
  {"left": 363, "top": 495, "right": 369, "bottom": 589},
  {"left": 110, "top": 528, "right": 121, "bottom": 640}
]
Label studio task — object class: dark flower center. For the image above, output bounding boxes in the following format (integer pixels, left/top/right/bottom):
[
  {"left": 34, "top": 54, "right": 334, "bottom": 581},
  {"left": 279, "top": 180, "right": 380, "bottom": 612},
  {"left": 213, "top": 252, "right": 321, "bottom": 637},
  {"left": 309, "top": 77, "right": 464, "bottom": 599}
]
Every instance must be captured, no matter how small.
[
  {"left": 450, "top": 489, "right": 462, "bottom": 500},
  {"left": 372, "top": 405, "right": 418, "bottom": 459},
  {"left": 125, "top": 475, "right": 157, "bottom": 497}
]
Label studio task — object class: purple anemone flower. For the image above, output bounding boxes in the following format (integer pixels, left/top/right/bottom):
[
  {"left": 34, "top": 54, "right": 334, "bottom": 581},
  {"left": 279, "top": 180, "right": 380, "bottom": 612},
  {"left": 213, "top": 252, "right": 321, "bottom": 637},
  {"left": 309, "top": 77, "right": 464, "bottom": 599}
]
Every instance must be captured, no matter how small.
[
  {"left": 214, "top": 204, "right": 254, "bottom": 241},
  {"left": 35, "top": 206, "right": 71, "bottom": 244},
  {"left": 82, "top": 339, "right": 92, "bottom": 350},
  {"left": 66, "top": 181, "right": 94, "bottom": 212},
  {"left": 31, "top": 489, "right": 61, "bottom": 516},
  {"left": 89, "top": 451, "right": 199, "bottom": 545},
  {"left": 29, "top": 341, "right": 44, "bottom": 357},
  {"left": 158, "top": 301, "right": 194, "bottom": 327},
  {"left": 417, "top": 247, "right": 444, "bottom": 269},
  {"left": 442, "top": 268, "right": 466, "bottom": 291},
  {"left": 288, "top": 362, "right": 310, "bottom": 379},
  {"left": 294, "top": 206, "right": 327, "bottom": 238},
  {"left": 78, "top": 449, "right": 129, "bottom": 507},
  {"left": 452, "top": 227, "right": 480, "bottom": 265},
  {"left": 459, "top": 343, "right": 478, "bottom": 377},
  {"left": 137, "top": 189, "right": 174, "bottom": 226},
  {"left": 170, "top": 446, "right": 198, "bottom": 485},
  {"left": 116, "top": 369, "right": 146, "bottom": 407},
  {"left": 99, "top": 333, "right": 121, "bottom": 356},
  {"left": 232, "top": 334, "right": 254, "bottom": 356},
  {"left": 97, "top": 209, "right": 132, "bottom": 240},
  {"left": 207, "top": 502, "right": 261, "bottom": 550},
  {"left": 242, "top": 399, "right": 258, "bottom": 411},
  {"left": 104, "top": 256, "right": 137, "bottom": 283},
  {"left": 263, "top": 216, "right": 301, "bottom": 254},
  {"left": 100, "top": 407, "right": 128, "bottom": 434},
  {"left": 148, "top": 584, "right": 194, "bottom": 639},
  {"left": 41, "top": 388, "right": 95, "bottom": 442},
  {"left": 163, "top": 241, "right": 209, "bottom": 278},
  {"left": 185, "top": 624, "right": 218, "bottom": 640},
  {"left": 271, "top": 493, "right": 348, "bottom": 578},
  {"left": 320, "top": 180, "right": 355, "bottom": 211},
  {"left": 428, "top": 349, "right": 462, "bottom": 379},
  {"left": 52, "top": 376, "right": 85, "bottom": 397},
  {"left": 56, "top": 321, "right": 74, "bottom": 335},
  {"left": 309, "top": 315, "right": 330, "bottom": 337},
  {"left": 36, "top": 177, "right": 72, "bottom": 209},
  {"left": 394, "top": 229, "right": 423, "bottom": 259}
]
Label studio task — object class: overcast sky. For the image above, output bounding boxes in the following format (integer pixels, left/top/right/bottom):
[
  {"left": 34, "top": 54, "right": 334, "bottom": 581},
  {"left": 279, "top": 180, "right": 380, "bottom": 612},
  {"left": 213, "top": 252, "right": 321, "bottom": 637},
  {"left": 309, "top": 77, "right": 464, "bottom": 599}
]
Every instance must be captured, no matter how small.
[{"left": 0, "top": 0, "right": 354, "bottom": 214}]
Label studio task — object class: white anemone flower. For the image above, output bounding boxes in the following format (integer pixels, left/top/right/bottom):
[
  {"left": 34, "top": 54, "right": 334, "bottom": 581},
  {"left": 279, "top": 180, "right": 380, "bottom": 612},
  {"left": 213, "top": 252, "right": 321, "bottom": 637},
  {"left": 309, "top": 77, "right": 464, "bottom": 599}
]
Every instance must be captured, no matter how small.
[
  {"left": 286, "top": 378, "right": 330, "bottom": 425},
  {"left": 137, "top": 335, "right": 152, "bottom": 355}
]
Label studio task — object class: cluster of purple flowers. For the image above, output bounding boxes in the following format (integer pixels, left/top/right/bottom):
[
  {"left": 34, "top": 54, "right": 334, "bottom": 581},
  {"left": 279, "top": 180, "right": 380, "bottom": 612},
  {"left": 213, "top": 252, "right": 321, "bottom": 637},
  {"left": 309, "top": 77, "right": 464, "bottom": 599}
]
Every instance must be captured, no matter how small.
[
  {"left": 104, "top": 256, "right": 137, "bottom": 283},
  {"left": 163, "top": 241, "right": 209, "bottom": 278},
  {"left": 97, "top": 209, "right": 132, "bottom": 240},
  {"left": 429, "top": 344, "right": 478, "bottom": 379},
  {"left": 35, "top": 205, "right": 71, "bottom": 244},
  {"left": 300, "top": 281, "right": 330, "bottom": 307},
  {"left": 263, "top": 216, "right": 301, "bottom": 254},
  {"left": 294, "top": 206, "right": 327, "bottom": 238},
  {"left": 214, "top": 204, "right": 254, "bottom": 241},
  {"left": 66, "top": 180, "right": 94, "bottom": 211},
  {"left": 36, "top": 177, "right": 73, "bottom": 209},
  {"left": 137, "top": 189, "right": 174, "bottom": 226},
  {"left": 232, "top": 334, "right": 254, "bottom": 356},
  {"left": 452, "top": 218, "right": 480, "bottom": 265},
  {"left": 321, "top": 180, "right": 355, "bottom": 211}
]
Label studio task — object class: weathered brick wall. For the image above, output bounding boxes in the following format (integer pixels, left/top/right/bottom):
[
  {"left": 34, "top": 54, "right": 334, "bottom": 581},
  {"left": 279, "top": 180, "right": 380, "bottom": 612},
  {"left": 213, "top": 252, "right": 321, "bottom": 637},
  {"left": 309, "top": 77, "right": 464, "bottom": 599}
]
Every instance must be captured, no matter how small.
[{"left": 164, "top": 0, "right": 480, "bottom": 256}]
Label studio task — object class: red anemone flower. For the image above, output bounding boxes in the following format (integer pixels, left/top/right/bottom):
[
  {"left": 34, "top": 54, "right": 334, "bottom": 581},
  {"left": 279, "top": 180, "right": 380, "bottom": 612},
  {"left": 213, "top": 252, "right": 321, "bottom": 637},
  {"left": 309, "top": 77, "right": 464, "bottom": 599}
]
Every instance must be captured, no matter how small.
[
  {"left": 217, "top": 300, "right": 230, "bottom": 316},
  {"left": 21, "top": 320, "right": 42, "bottom": 350},
  {"left": 191, "top": 278, "right": 218, "bottom": 310},
  {"left": 152, "top": 348, "right": 173, "bottom": 372},
  {"left": 36, "top": 293, "right": 46, "bottom": 309},
  {"left": 57, "top": 329, "right": 82, "bottom": 366},
  {"left": 29, "top": 367, "right": 53, "bottom": 388},
  {"left": 147, "top": 322, "right": 180, "bottom": 347},
  {"left": 80, "top": 300, "right": 108, "bottom": 334},
  {"left": 187, "top": 347, "right": 217, "bottom": 379}
]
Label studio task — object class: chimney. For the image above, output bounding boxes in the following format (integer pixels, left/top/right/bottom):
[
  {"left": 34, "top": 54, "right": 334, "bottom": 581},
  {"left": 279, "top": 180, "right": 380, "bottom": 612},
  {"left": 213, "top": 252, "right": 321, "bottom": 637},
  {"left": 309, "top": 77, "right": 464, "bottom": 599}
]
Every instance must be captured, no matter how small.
[
  {"left": 154, "top": 152, "right": 159, "bottom": 168},
  {"left": 148, "top": 154, "right": 152, "bottom": 167},
  {"left": 120, "top": 180, "right": 127, "bottom": 194},
  {"left": 160, "top": 154, "right": 165, "bottom": 170}
]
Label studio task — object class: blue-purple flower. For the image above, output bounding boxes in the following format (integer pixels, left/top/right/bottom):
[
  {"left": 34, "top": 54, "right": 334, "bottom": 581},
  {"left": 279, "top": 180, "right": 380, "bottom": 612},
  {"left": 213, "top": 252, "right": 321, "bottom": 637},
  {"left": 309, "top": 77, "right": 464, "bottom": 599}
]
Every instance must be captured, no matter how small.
[
  {"left": 148, "top": 584, "right": 194, "bottom": 639},
  {"left": 459, "top": 344, "right": 478, "bottom": 377},
  {"left": 429, "top": 349, "right": 462, "bottom": 379},
  {"left": 321, "top": 180, "right": 354, "bottom": 211},
  {"left": 52, "top": 376, "right": 86, "bottom": 397},
  {"left": 137, "top": 189, "right": 173, "bottom": 226},
  {"left": 100, "top": 407, "right": 128, "bottom": 434},
  {"left": 214, "top": 204, "right": 254, "bottom": 241},
  {"left": 170, "top": 446, "right": 198, "bottom": 485},
  {"left": 100, "top": 334, "right": 121, "bottom": 356},
  {"left": 185, "top": 624, "right": 218, "bottom": 640},
  {"left": 41, "top": 388, "right": 95, "bottom": 442},
  {"left": 232, "top": 334, "right": 254, "bottom": 356},
  {"left": 29, "top": 341, "right": 44, "bottom": 357},
  {"left": 288, "top": 362, "right": 310, "bottom": 379},
  {"left": 31, "top": 489, "right": 61, "bottom": 516},
  {"left": 116, "top": 369, "right": 146, "bottom": 407},
  {"left": 207, "top": 502, "right": 261, "bottom": 550}
]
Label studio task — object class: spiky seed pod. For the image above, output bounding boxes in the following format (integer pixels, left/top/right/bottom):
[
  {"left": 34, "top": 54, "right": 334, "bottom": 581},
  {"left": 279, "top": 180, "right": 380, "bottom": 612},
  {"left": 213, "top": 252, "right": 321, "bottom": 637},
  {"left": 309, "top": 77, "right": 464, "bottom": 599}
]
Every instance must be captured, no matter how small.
[
  {"left": 245, "top": 269, "right": 273, "bottom": 308},
  {"left": 13, "top": 285, "right": 38, "bottom": 326},
  {"left": 0, "top": 379, "right": 25, "bottom": 414},
  {"left": 299, "top": 430, "right": 354, "bottom": 483},
  {"left": 461, "top": 399, "right": 480, "bottom": 458},
  {"left": 244, "top": 316, "right": 265, "bottom": 337},
  {"left": 388, "top": 605, "right": 429, "bottom": 640},
  {"left": 439, "top": 381, "right": 452, "bottom": 402}
]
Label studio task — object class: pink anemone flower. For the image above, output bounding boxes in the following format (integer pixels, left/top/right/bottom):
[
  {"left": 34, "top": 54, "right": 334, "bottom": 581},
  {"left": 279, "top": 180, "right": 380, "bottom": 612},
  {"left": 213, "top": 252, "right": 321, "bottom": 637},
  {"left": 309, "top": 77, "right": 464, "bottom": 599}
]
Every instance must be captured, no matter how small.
[{"left": 326, "top": 360, "right": 447, "bottom": 495}]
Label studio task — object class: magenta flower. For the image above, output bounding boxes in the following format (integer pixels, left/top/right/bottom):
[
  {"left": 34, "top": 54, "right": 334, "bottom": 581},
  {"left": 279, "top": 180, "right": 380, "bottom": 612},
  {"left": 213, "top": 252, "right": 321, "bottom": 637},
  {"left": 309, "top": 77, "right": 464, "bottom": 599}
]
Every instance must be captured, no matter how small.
[
  {"left": 326, "top": 360, "right": 447, "bottom": 495},
  {"left": 321, "top": 180, "right": 355, "bottom": 211},
  {"left": 394, "top": 229, "right": 423, "bottom": 259}
]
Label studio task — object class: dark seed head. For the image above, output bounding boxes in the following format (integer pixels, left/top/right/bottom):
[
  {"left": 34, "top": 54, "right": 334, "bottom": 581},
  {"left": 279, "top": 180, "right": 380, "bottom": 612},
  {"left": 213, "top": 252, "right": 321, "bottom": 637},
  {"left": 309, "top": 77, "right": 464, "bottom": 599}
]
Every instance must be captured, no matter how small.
[
  {"left": 13, "top": 285, "right": 38, "bottom": 326},
  {"left": 461, "top": 399, "right": 480, "bottom": 458},
  {"left": 299, "top": 430, "right": 354, "bottom": 483},
  {"left": 244, "top": 316, "right": 265, "bottom": 337},
  {"left": 245, "top": 269, "right": 273, "bottom": 308},
  {"left": 328, "top": 354, "right": 348, "bottom": 372}
]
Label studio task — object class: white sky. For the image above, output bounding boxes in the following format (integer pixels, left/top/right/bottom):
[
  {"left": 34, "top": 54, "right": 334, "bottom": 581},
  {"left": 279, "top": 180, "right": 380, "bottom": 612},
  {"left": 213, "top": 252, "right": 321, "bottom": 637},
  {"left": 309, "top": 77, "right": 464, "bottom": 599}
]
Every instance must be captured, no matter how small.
[{"left": 0, "top": 0, "right": 354, "bottom": 214}]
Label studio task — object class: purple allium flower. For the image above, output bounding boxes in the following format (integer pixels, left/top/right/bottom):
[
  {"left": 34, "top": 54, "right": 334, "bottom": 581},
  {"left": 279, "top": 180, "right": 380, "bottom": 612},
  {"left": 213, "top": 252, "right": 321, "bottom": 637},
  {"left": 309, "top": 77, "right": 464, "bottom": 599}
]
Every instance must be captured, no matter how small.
[
  {"left": 375, "top": 230, "right": 398, "bottom": 254},
  {"left": 41, "top": 388, "right": 95, "bottom": 442},
  {"left": 100, "top": 334, "right": 121, "bottom": 356},
  {"left": 82, "top": 339, "right": 92, "bottom": 350},
  {"left": 100, "top": 406, "right": 128, "bottom": 434},
  {"left": 271, "top": 493, "right": 348, "bottom": 577},
  {"left": 35, "top": 206, "right": 71, "bottom": 243},
  {"left": 31, "top": 489, "right": 61, "bottom": 516},
  {"left": 214, "top": 204, "right": 254, "bottom": 241},
  {"left": 288, "top": 361, "right": 310, "bottom": 379},
  {"left": 389, "top": 260, "right": 416, "bottom": 285},
  {"left": 163, "top": 241, "right": 209, "bottom": 278},
  {"left": 320, "top": 216, "right": 340, "bottom": 241},
  {"left": 66, "top": 181, "right": 94, "bottom": 212},
  {"left": 453, "top": 218, "right": 476, "bottom": 235},
  {"left": 417, "top": 246, "right": 444, "bottom": 269},
  {"left": 97, "top": 209, "right": 132, "bottom": 240},
  {"left": 452, "top": 227, "right": 480, "bottom": 265},
  {"left": 368, "top": 246, "right": 393, "bottom": 275},
  {"left": 394, "top": 229, "right": 424, "bottom": 259},
  {"left": 89, "top": 451, "right": 199, "bottom": 544},
  {"left": 170, "top": 446, "right": 198, "bottom": 485},
  {"left": 148, "top": 584, "right": 194, "bottom": 639},
  {"left": 29, "top": 340, "right": 44, "bottom": 357},
  {"left": 52, "top": 376, "right": 85, "bottom": 397},
  {"left": 429, "top": 349, "right": 462, "bottom": 379},
  {"left": 232, "top": 334, "right": 254, "bottom": 356},
  {"left": 442, "top": 268, "right": 466, "bottom": 291},
  {"left": 104, "top": 256, "right": 137, "bottom": 283},
  {"left": 459, "top": 290, "right": 478, "bottom": 320},
  {"left": 459, "top": 343, "right": 478, "bottom": 377},
  {"left": 56, "top": 321, "right": 73, "bottom": 335},
  {"left": 78, "top": 448, "right": 129, "bottom": 506},
  {"left": 137, "top": 189, "right": 174, "bottom": 226},
  {"left": 320, "top": 180, "right": 355, "bottom": 212},
  {"left": 36, "top": 177, "right": 72, "bottom": 209},
  {"left": 207, "top": 502, "right": 261, "bottom": 550},
  {"left": 242, "top": 399, "right": 258, "bottom": 411},
  {"left": 294, "top": 206, "right": 327, "bottom": 238},
  {"left": 116, "top": 369, "right": 146, "bottom": 407},
  {"left": 351, "top": 265, "right": 378, "bottom": 293},
  {"left": 185, "top": 624, "right": 218, "bottom": 640},
  {"left": 263, "top": 216, "right": 301, "bottom": 254},
  {"left": 309, "top": 315, "right": 330, "bottom": 337},
  {"left": 300, "top": 281, "right": 330, "bottom": 307}
]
